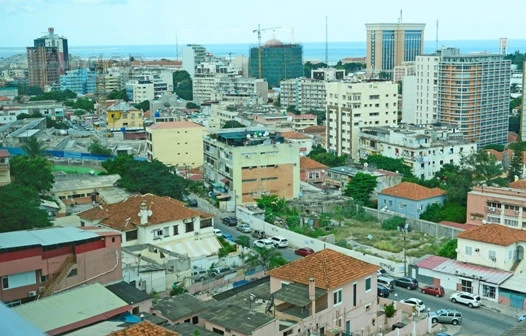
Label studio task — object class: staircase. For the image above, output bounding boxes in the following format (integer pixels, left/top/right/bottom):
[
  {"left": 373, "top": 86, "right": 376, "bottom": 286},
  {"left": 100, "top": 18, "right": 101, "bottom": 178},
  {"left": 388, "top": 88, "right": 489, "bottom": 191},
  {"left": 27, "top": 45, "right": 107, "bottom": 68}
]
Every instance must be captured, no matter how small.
[
  {"left": 39, "top": 255, "right": 76, "bottom": 299},
  {"left": 511, "top": 259, "right": 522, "bottom": 272}
]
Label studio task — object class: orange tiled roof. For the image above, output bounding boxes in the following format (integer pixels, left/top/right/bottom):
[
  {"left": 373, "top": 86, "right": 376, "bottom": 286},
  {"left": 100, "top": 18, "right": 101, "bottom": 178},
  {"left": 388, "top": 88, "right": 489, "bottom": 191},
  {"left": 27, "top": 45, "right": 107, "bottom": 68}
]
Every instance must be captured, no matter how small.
[
  {"left": 0, "top": 149, "right": 9, "bottom": 158},
  {"left": 509, "top": 132, "right": 519, "bottom": 143},
  {"left": 0, "top": 96, "right": 10, "bottom": 101},
  {"left": 147, "top": 121, "right": 203, "bottom": 130},
  {"left": 267, "top": 249, "right": 379, "bottom": 290},
  {"left": 107, "top": 321, "right": 179, "bottom": 336},
  {"left": 300, "top": 156, "right": 328, "bottom": 171},
  {"left": 78, "top": 194, "right": 212, "bottom": 232},
  {"left": 380, "top": 182, "right": 446, "bottom": 201},
  {"left": 457, "top": 224, "right": 526, "bottom": 246},
  {"left": 509, "top": 180, "right": 526, "bottom": 190},
  {"left": 302, "top": 126, "right": 326, "bottom": 134},
  {"left": 280, "top": 131, "right": 310, "bottom": 140},
  {"left": 484, "top": 149, "right": 504, "bottom": 161}
]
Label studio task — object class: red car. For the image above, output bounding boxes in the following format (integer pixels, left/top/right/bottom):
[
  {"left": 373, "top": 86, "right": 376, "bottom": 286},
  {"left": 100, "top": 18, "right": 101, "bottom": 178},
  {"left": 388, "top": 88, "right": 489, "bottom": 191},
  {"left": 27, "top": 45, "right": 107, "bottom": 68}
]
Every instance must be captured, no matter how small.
[
  {"left": 295, "top": 247, "right": 315, "bottom": 256},
  {"left": 421, "top": 285, "right": 445, "bottom": 297}
]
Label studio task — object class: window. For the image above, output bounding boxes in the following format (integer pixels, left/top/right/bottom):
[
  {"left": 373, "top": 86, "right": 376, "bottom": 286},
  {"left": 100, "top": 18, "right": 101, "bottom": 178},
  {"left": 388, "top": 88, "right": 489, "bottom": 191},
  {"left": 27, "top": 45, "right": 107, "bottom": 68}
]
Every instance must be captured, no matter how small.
[
  {"left": 333, "top": 288, "right": 343, "bottom": 306},
  {"left": 1, "top": 271, "right": 36, "bottom": 289},
  {"left": 153, "top": 229, "right": 163, "bottom": 240},
  {"left": 365, "top": 277, "right": 372, "bottom": 291},
  {"left": 126, "top": 230, "right": 138, "bottom": 241},
  {"left": 461, "top": 279, "right": 472, "bottom": 293},
  {"left": 465, "top": 246, "right": 472, "bottom": 256},
  {"left": 173, "top": 225, "right": 179, "bottom": 235},
  {"left": 482, "top": 285, "right": 496, "bottom": 299},
  {"left": 353, "top": 283, "right": 357, "bottom": 306},
  {"left": 185, "top": 222, "right": 194, "bottom": 233},
  {"left": 489, "top": 250, "right": 496, "bottom": 261}
]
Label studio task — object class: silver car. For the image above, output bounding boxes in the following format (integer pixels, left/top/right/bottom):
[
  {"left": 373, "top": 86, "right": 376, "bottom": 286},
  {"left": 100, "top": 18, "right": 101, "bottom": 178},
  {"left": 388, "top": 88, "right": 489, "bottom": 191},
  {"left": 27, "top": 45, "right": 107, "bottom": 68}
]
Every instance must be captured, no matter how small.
[
  {"left": 429, "top": 309, "right": 462, "bottom": 325},
  {"left": 236, "top": 223, "right": 251, "bottom": 233}
]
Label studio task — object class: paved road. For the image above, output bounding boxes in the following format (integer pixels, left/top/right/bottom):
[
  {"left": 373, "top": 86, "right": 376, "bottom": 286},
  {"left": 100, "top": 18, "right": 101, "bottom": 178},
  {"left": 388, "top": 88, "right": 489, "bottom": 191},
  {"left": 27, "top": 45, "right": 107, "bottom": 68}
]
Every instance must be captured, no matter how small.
[
  {"left": 213, "top": 217, "right": 301, "bottom": 262},
  {"left": 394, "top": 287, "right": 516, "bottom": 336}
]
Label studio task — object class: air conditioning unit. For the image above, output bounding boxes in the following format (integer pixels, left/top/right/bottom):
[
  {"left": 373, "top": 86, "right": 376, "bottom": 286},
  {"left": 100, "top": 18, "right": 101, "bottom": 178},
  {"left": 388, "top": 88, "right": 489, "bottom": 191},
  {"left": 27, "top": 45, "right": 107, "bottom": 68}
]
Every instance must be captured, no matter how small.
[
  {"left": 455, "top": 269, "right": 460, "bottom": 274},
  {"left": 475, "top": 248, "right": 480, "bottom": 252},
  {"left": 194, "top": 231, "right": 199, "bottom": 235},
  {"left": 490, "top": 257, "right": 496, "bottom": 262},
  {"left": 28, "top": 291, "right": 37, "bottom": 297},
  {"left": 487, "top": 207, "right": 495, "bottom": 212}
]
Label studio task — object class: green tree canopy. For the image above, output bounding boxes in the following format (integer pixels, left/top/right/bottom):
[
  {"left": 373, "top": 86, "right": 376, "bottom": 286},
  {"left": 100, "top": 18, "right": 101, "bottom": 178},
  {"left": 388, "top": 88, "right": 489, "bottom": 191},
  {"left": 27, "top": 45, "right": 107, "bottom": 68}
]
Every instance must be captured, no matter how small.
[
  {"left": 419, "top": 203, "right": 443, "bottom": 222},
  {"left": 244, "top": 247, "right": 287, "bottom": 270},
  {"left": 222, "top": 120, "right": 245, "bottom": 129},
  {"left": 173, "top": 70, "right": 193, "bottom": 100},
  {"left": 434, "top": 163, "right": 472, "bottom": 206},
  {"left": 509, "top": 139, "right": 523, "bottom": 182},
  {"left": 15, "top": 84, "right": 43, "bottom": 96},
  {"left": 286, "top": 105, "right": 300, "bottom": 114},
  {"left": 343, "top": 172, "right": 377, "bottom": 205},
  {"left": 29, "top": 89, "right": 77, "bottom": 102},
  {"left": 335, "top": 61, "right": 366, "bottom": 74},
  {"left": 438, "top": 239, "right": 457, "bottom": 259},
  {"left": 10, "top": 155, "right": 54, "bottom": 192},
  {"left": 186, "top": 102, "right": 199, "bottom": 109},
  {"left": 303, "top": 61, "right": 328, "bottom": 77},
  {"left": 461, "top": 151, "right": 506, "bottom": 187},
  {"left": 107, "top": 89, "right": 130, "bottom": 101},
  {"left": 21, "top": 136, "right": 47, "bottom": 157},
  {"left": 307, "top": 145, "right": 349, "bottom": 167},
  {"left": 88, "top": 141, "right": 112, "bottom": 156},
  {"left": 381, "top": 216, "right": 406, "bottom": 231},
  {"left": 134, "top": 100, "right": 150, "bottom": 112},
  {"left": 0, "top": 183, "right": 52, "bottom": 233}
]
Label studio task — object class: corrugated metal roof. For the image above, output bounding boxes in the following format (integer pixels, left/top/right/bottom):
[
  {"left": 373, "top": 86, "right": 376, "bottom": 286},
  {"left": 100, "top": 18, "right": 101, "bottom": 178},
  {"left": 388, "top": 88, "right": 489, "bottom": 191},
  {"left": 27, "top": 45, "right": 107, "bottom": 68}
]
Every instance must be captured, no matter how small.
[
  {"left": 0, "top": 227, "right": 99, "bottom": 250},
  {"left": 500, "top": 273, "right": 526, "bottom": 292},
  {"left": 159, "top": 236, "right": 221, "bottom": 258},
  {"left": 13, "top": 283, "right": 128, "bottom": 334},
  {"left": 416, "top": 255, "right": 513, "bottom": 285},
  {"left": 51, "top": 174, "right": 120, "bottom": 193}
]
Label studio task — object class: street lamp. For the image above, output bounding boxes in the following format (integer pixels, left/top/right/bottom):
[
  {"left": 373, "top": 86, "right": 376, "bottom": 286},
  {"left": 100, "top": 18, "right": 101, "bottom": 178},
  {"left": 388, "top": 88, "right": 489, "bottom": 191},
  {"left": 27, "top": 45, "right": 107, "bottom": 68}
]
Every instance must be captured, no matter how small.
[
  {"left": 361, "top": 327, "right": 364, "bottom": 336},
  {"left": 402, "top": 223, "right": 408, "bottom": 277}
]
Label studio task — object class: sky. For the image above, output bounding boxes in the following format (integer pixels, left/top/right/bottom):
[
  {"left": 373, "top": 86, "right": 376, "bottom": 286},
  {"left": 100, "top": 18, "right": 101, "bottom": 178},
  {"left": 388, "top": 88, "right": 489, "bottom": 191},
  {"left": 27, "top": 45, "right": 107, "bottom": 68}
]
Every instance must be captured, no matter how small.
[{"left": 1, "top": 0, "right": 525, "bottom": 47}]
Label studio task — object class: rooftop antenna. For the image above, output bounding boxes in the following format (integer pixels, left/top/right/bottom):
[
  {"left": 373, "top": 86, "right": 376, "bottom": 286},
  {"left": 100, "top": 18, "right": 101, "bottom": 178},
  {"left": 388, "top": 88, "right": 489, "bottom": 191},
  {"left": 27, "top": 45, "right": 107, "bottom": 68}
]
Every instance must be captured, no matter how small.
[
  {"left": 325, "top": 16, "right": 328, "bottom": 66},
  {"left": 398, "top": 9, "right": 402, "bottom": 23},
  {"left": 176, "top": 34, "right": 179, "bottom": 60},
  {"left": 290, "top": 26, "right": 295, "bottom": 44},
  {"left": 435, "top": 20, "right": 439, "bottom": 52}
]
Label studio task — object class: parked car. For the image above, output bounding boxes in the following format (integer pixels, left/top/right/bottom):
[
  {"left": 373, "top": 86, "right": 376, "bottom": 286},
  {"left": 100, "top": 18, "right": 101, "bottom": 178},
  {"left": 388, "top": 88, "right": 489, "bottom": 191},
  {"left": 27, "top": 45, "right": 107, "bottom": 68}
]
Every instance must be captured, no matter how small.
[
  {"left": 187, "top": 199, "right": 198, "bottom": 207},
  {"left": 253, "top": 239, "right": 275, "bottom": 249},
  {"left": 236, "top": 223, "right": 251, "bottom": 233},
  {"left": 377, "top": 284, "right": 390, "bottom": 298},
  {"left": 213, "top": 228, "right": 222, "bottom": 237},
  {"left": 252, "top": 229, "right": 266, "bottom": 239},
  {"left": 394, "top": 277, "right": 419, "bottom": 290},
  {"left": 400, "top": 298, "right": 426, "bottom": 312},
  {"left": 421, "top": 285, "right": 445, "bottom": 297},
  {"left": 210, "top": 266, "right": 232, "bottom": 277},
  {"left": 518, "top": 314, "right": 526, "bottom": 322},
  {"left": 191, "top": 270, "right": 208, "bottom": 281},
  {"left": 222, "top": 217, "right": 237, "bottom": 226},
  {"left": 377, "top": 276, "right": 395, "bottom": 291},
  {"left": 377, "top": 268, "right": 388, "bottom": 277},
  {"left": 222, "top": 233, "right": 234, "bottom": 242},
  {"left": 428, "top": 309, "right": 462, "bottom": 325},
  {"left": 295, "top": 247, "right": 315, "bottom": 256},
  {"left": 450, "top": 292, "right": 481, "bottom": 308},
  {"left": 270, "top": 236, "right": 289, "bottom": 248}
]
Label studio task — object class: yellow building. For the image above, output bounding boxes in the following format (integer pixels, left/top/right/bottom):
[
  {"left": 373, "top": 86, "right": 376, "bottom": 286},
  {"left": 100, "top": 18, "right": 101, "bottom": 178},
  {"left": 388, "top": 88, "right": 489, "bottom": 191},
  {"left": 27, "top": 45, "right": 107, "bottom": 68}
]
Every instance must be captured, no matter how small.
[
  {"left": 0, "top": 150, "right": 10, "bottom": 186},
  {"left": 106, "top": 102, "right": 144, "bottom": 131},
  {"left": 146, "top": 121, "right": 205, "bottom": 168}
]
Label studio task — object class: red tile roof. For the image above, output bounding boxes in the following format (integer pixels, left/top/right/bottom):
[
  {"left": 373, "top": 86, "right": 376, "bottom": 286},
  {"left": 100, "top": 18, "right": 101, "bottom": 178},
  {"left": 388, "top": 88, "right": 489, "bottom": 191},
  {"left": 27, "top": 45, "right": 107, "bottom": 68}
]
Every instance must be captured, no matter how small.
[
  {"left": 509, "top": 180, "right": 526, "bottom": 190},
  {"left": 300, "top": 156, "right": 328, "bottom": 171},
  {"left": 438, "top": 221, "right": 478, "bottom": 231},
  {"left": 78, "top": 194, "right": 212, "bottom": 232},
  {"left": 280, "top": 131, "right": 310, "bottom": 140},
  {"left": 147, "top": 121, "right": 203, "bottom": 130},
  {"left": 0, "top": 150, "right": 9, "bottom": 158},
  {"left": 267, "top": 249, "right": 379, "bottom": 290},
  {"left": 0, "top": 96, "right": 10, "bottom": 101},
  {"left": 457, "top": 224, "right": 526, "bottom": 246},
  {"left": 290, "top": 114, "right": 316, "bottom": 120},
  {"left": 107, "top": 321, "right": 179, "bottom": 336},
  {"left": 302, "top": 126, "right": 326, "bottom": 134},
  {"left": 380, "top": 182, "right": 446, "bottom": 201}
]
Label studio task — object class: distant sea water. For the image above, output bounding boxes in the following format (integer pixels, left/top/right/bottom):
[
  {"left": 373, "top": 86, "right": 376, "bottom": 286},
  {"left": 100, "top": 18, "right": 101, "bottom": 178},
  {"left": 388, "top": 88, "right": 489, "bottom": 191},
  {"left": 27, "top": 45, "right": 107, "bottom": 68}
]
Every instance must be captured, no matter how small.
[{"left": 2, "top": 39, "right": 526, "bottom": 63}]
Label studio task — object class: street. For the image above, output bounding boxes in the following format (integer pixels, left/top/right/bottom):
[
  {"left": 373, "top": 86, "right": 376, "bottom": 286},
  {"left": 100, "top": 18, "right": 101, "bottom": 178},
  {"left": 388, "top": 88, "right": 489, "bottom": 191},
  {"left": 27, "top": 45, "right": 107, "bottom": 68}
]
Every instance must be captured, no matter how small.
[{"left": 394, "top": 287, "right": 517, "bottom": 336}]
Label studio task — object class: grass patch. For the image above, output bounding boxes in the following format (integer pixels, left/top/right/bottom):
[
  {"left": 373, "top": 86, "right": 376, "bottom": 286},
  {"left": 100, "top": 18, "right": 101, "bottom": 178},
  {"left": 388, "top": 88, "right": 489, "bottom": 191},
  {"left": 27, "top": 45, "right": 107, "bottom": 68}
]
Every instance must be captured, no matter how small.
[{"left": 53, "top": 165, "right": 104, "bottom": 175}]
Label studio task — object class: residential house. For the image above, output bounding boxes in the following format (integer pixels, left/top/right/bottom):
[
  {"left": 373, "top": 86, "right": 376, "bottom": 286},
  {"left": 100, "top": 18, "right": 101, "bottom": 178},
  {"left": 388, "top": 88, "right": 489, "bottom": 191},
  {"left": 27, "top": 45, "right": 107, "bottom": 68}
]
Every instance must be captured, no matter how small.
[
  {"left": 151, "top": 293, "right": 212, "bottom": 325},
  {"left": 266, "top": 249, "right": 380, "bottom": 336},
  {"left": 107, "top": 101, "right": 144, "bottom": 132},
  {"left": 107, "top": 321, "right": 180, "bottom": 336},
  {"left": 289, "top": 113, "right": 317, "bottom": 130},
  {"left": 326, "top": 166, "right": 402, "bottom": 199},
  {"left": 466, "top": 185, "right": 526, "bottom": 227},
  {"left": 300, "top": 157, "right": 328, "bottom": 184},
  {"left": 377, "top": 181, "right": 446, "bottom": 219},
  {"left": 281, "top": 130, "right": 314, "bottom": 155},
  {"left": 0, "top": 149, "right": 10, "bottom": 186},
  {"left": 13, "top": 283, "right": 130, "bottom": 336},
  {"left": 0, "top": 226, "right": 122, "bottom": 306},
  {"left": 106, "top": 281, "right": 153, "bottom": 315},
  {"left": 146, "top": 121, "right": 205, "bottom": 168}
]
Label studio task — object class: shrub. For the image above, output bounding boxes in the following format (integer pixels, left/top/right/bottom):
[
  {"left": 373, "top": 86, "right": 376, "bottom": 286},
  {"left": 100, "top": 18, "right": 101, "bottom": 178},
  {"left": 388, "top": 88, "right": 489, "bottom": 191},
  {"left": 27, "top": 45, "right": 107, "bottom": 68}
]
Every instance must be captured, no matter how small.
[
  {"left": 382, "top": 216, "right": 406, "bottom": 230},
  {"left": 373, "top": 241, "right": 402, "bottom": 253}
]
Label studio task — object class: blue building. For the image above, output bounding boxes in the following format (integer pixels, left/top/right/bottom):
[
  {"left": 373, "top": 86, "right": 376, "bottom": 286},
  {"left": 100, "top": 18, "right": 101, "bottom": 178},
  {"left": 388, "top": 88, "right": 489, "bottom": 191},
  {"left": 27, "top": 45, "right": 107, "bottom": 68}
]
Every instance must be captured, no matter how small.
[
  {"left": 60, "top": 68, "right": 96, "bottom": 95},
  {"left": 249, "top": 39, "right": 303, "bottom": 87},
  {"left": 378, "top": 181, "right": 446, "bottom": 219}
]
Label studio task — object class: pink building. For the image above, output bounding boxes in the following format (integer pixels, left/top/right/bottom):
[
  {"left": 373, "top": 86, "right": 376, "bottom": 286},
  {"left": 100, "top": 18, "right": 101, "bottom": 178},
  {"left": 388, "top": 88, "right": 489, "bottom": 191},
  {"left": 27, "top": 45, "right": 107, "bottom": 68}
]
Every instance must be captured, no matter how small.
[
  {"left": 300, "top": 156, "right": 328, "bottom": 184},
  {"left": 466, "top": 185, "right": 526, "bottom": 228},
  {"left": 0, "top": 226, "right": 122, "bottom": 306}
]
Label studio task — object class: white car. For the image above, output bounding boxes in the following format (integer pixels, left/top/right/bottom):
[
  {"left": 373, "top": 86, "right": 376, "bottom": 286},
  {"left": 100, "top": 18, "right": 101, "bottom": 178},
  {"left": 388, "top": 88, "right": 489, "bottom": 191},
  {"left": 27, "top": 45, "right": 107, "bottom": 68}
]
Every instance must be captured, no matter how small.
[
  {"left": 400, "top": 298, "right": 426, "bottom": 312},
  {"left": 450, "top": 292, "right": 481, "bottom": 308},
  {"left": 213, "top": 229, "right": 222, "bottom": 237},
  {"left": 253, "top": 239, "right": 275, "bottom": 249}
]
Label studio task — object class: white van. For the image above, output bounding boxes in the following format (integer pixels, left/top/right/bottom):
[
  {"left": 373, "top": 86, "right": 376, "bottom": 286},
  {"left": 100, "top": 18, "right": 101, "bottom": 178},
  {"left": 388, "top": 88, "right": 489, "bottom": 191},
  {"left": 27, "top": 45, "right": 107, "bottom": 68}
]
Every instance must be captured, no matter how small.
[{"left": 270, "top": 236, "right": 288, "bottom": 248}]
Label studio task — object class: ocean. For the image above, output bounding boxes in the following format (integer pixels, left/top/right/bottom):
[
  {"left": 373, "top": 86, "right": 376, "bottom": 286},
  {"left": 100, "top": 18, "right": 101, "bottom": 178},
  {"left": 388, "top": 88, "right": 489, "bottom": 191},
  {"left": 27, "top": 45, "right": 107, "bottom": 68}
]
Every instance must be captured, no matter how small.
[{"left": 2, "top": 39, "right": 526, "bottom": 63}]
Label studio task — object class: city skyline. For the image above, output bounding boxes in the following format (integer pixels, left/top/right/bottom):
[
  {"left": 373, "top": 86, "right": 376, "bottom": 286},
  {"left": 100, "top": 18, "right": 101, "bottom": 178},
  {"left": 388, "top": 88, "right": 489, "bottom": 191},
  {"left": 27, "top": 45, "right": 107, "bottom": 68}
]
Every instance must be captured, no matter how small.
[{"left": 1, "top": 0, "right": 524, "bottom": 47}]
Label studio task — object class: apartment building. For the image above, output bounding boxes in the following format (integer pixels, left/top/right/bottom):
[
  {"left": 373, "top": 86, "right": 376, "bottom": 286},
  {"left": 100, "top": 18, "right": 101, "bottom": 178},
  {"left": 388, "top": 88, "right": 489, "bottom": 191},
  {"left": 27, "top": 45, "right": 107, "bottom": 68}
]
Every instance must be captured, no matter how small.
[
  {"left": 214, "top": 77, "right": 268, "bottom": 105},
  {"left": 289, "top": 113, "right": 317, "bottom": 130},
  {"left": 365, "top": 23, "right": 425, "bottom": 73},
  {"left": 359, "top": 124, "right": 477, "bottom": 180},
  {"left": 203, "top": 128, "right": 300, "bottom": 203},
  {"left": 26, "top": 46, "right": 60, "bottom": 90},
  {"left": 182, "top": 44, "right": 207, "bottom": 78},
  {"left": 280, "top": 78, "right": 326, "bottom": 112},
  {"left": 60, "top": 68, "right": 96, "bottom": 95},
  {"left": 146, "top": 121, "right": 205, "bottom": 168},
  {"left": 326, "top": 80, "right": 399, "bottom": 160},
  {"left": 125, "top": 80, "right": 154, "bottom": 104}
]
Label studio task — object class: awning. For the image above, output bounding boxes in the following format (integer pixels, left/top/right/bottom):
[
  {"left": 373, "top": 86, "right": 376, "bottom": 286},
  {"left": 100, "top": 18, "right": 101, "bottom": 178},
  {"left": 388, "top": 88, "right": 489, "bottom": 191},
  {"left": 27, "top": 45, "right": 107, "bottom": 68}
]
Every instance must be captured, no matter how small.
[
  {"left": 500, "top": 274, "right": 526, "bottom": 292},
  {"left": 159, "top": 236, "right": 221, "bottom": 259},
  {"left": 220, "top": 178, "right": 229, "bottom": 183}
]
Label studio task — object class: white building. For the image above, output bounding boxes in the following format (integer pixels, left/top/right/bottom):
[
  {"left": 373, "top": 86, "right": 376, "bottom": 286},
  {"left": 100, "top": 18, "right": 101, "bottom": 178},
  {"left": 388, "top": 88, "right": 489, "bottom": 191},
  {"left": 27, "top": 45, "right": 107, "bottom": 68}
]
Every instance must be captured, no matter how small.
[
  {"left": 359, "top": 124, "right": 477, "bottom": 180},
  {"left": 326, "top": 80, "right": 399, "bottom": 160},
  {"left": 125, "top": 80, "right": 155, "bottom": 104},
  {"left": 182, "top": 44, "right": 207, "bottom": 78}
]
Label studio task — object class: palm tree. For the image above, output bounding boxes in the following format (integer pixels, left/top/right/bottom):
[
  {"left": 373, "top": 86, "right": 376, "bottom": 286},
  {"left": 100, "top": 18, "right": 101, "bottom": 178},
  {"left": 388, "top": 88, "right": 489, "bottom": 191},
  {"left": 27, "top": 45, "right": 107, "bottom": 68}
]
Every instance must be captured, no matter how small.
[
  {"left": 21, "top": 136, "right": 46, "bottom": 157},
  {"left": 244, "top": 247, "right": 287, "bottom": 270}
]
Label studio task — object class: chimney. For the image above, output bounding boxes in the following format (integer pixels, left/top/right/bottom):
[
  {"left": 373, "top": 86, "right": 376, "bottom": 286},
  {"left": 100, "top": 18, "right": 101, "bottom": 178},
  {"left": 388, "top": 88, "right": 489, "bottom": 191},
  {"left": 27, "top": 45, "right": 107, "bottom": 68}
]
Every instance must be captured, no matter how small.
[
  {"left": 309, "top": 277, "right": 316, "bottom": 319},
  {"left": 139, "top": 201, "right": 149, "bottom": 225}
]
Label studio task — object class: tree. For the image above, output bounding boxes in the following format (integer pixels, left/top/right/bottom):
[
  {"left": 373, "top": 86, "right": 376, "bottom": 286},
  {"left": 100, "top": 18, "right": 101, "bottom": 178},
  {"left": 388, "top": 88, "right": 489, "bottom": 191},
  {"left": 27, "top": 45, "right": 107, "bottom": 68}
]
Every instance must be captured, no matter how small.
[
  {"left": 234, "top": 235, "right": 251, "bottom": 248},
  {"left": 15, "top": 84, "right": 43, "bottom": 96},
  {"left": 362, "top": 154, "right": 414, "bottom": 178},
  {"left": 303, "top": 61, "right": 328, "bottom": 77},
  {"left": 434, "top": 163, "right": 472, "bottom": 206},
  {"left": 173, "top": 70, "right": 193, "bottom": 100},
  {"left": 222, "top": 120, "right": 245, "bottom": 129},
  {"left": 286, "top": 105, "right": 300, "bottom": 114},
  {"left": 244, "top": 247, "right": 287, "bottom": 270},
  {"left": 102, "top": 154, "right": 135, "bottom": 177},
  {"left": 88, "top": 141, "right": 112, "bottom": 156},
  {"left": 20, "top": 136, "right": 47, "bottom": 158},
  {"left": 134, "top": 100, "right": 150, "bottom": 112},
  {"left": 343, "top": 172, "right": 377, "bottom": 205},
  {"left": 10, "top": 155, "right": 55, "bottom": 192},
  {"left": 186, "top": 102, "right": 199, "bottom": 109},
  {"left": 461, "top": 151, "right": 506, "bottom": 186},
  {"left": 438, "top": 239, "right": 457, "bottom": 259},
  {"left": 383, "top": 302, "right": 397, "bottom": 318},
  {"left": 107, "top": 89, "right": 129, "bottom": 101},
  {"left": 72, "top": 98, "right": 95, "bottom": 112},
  {"left": 381, "top": 216, "right": 406, "bottom": 231},
  {"left": 0, "top": 184, "right": 52, "bottom": 233},
  {"left": 509, "top": 139, "right": 523, "bottom": 181},
  {"left": 510, "top": 115, "right": 520, "bottom": 134},
  {"left": 419, "top": 203, "right": 442, "bottom": 222},
  {"left": 307, "top": 145, "right": 349, "bottom": 167},
  {"left": 273, "top": 94, "right": 281, "bottom": 107}
]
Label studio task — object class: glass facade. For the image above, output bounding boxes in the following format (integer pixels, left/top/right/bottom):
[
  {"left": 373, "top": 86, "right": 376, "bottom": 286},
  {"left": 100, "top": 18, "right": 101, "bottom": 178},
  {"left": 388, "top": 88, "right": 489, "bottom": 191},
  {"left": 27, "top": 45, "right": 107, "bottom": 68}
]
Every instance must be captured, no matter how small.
[
  {"left": 404, "top": 31, "right": 422, "bottom": 62},
  {"left": 60, "top": 68, "right": 97, "bottom": 94},
  {"left": 381, "top": 31, "right": 395, "bottom": 71},
  {"left": 248, "top": 44, "right": 303, "bottom": 87}
]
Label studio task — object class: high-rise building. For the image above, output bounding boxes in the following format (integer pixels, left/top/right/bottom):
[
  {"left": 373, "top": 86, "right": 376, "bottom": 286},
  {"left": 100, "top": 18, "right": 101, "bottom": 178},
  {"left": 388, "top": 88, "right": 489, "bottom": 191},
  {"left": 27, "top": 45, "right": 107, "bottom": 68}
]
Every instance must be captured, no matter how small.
[
  {"left": 60, "top": 68, "right": 96, "bottom": 95},
  {"left": 325, "top": 80, "right": 399, "bottom": 160},
  {"left": 248, "top": 39, "right": 303, "bottom": 87},
  {"left": 33, "top": 27, "right": 69, "bottom": 72},
  {"left": 437, "top": 48, "right": 510, "bottom": 146},
  {"left": 522, "top": 61, "right": 526, "bottom": 140},
  {"left": 182, "top": 44, "right": 207, "bottom": 78},
  {"left": 27, "top": 46, "right": 60, "bottom": 90},
  {"left": 365, "top": 23, "right": 425, "bottom": 74}
]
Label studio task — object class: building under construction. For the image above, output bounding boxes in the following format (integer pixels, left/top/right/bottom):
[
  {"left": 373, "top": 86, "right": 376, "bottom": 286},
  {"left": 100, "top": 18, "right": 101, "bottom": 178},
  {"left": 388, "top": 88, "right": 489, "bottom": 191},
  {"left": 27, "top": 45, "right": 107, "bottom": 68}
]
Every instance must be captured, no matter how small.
[{"left": 248, "top": 39, "right": 303, "bottom": 87}]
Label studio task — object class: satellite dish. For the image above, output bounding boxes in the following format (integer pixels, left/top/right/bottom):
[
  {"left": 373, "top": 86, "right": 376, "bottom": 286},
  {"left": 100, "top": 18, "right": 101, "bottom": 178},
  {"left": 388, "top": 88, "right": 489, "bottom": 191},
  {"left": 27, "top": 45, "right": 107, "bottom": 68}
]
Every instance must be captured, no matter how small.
[
  {"left": 147, "top": 210, "right": 152, "bottom": 217},
  {"left": 247, "top": 134, "right": 251, "bottom": 139},
  {"left": 89, "top": 170, "right": 95, "bottom": 175}
]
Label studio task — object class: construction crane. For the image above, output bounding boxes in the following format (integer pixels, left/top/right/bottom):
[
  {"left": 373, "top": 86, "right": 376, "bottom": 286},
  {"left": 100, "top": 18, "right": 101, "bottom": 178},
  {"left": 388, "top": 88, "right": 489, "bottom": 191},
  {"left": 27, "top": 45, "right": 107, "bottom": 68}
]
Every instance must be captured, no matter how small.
[{"left": 252, "top": 24, "right": 281, "bottom": 78}]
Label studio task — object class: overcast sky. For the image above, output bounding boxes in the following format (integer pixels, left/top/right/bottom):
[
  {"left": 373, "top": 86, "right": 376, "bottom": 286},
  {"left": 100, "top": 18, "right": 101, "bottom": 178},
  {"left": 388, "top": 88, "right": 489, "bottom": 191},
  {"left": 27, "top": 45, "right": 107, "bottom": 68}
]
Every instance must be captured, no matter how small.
[{"left": 1, "top": 0, "right": 524, "bottom": 47}]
